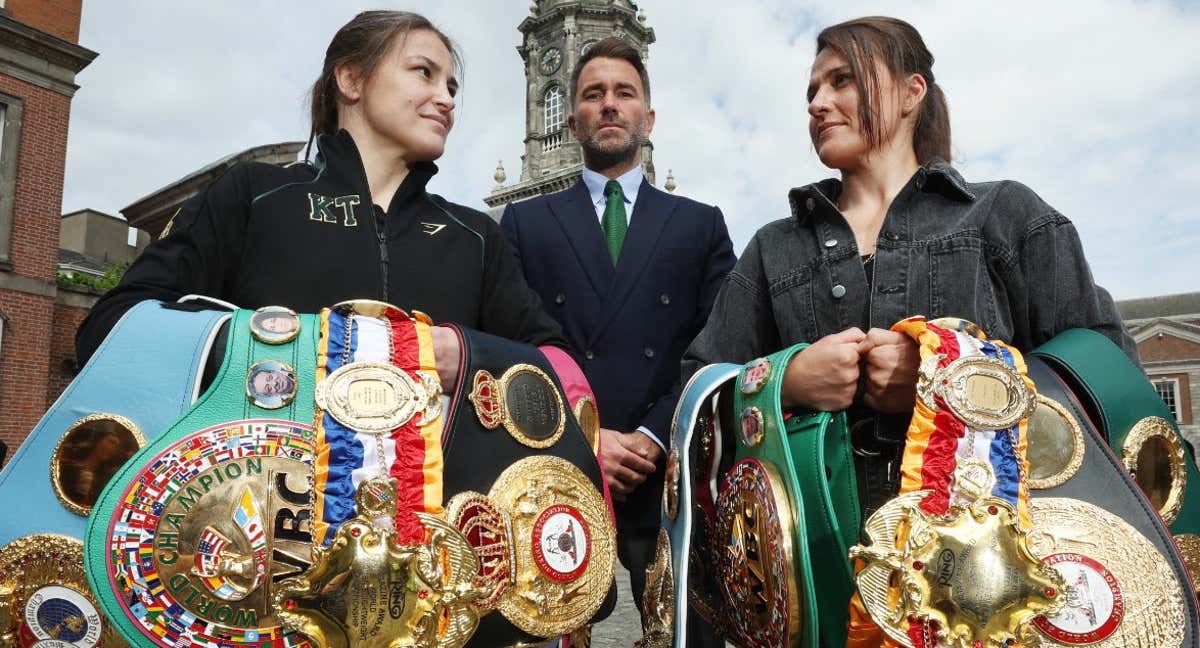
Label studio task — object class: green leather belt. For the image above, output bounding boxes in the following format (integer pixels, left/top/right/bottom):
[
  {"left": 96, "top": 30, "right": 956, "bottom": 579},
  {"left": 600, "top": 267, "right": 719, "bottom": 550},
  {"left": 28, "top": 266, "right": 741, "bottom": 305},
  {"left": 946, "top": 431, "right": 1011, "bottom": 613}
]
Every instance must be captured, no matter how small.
[
  {"left": 85, "top": 308, "right": 319, "bottom": 648},
  {"left": 728, "top": 344, "right": 860, "bottom": 648}
]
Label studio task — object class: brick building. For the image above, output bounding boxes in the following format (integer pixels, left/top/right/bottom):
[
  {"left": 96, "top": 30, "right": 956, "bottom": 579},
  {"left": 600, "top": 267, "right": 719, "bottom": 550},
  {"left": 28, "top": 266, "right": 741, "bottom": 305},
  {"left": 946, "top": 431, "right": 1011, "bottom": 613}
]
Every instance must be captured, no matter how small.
[
  {"left": 1119, "top": 292, "right": 1200, "bottom": 449},
  {"left": 0, "top": 0, "right": 96, "bottom": 452}
]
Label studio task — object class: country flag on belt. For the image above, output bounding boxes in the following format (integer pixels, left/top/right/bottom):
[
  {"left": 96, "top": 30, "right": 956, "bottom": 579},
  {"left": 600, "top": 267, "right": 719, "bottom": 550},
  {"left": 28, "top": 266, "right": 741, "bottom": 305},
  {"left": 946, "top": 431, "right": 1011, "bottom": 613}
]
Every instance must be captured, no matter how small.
[{"left": 312, "top": 307, "right": 444, "bottom": 547}]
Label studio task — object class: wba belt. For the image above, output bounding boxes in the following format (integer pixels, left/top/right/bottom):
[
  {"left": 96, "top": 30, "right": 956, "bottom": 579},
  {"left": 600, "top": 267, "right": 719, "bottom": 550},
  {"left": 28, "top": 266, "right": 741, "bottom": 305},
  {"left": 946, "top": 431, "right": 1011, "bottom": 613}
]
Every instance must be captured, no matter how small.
[{"left": 0, "top": 300, "right": 227, "bottom": 648}]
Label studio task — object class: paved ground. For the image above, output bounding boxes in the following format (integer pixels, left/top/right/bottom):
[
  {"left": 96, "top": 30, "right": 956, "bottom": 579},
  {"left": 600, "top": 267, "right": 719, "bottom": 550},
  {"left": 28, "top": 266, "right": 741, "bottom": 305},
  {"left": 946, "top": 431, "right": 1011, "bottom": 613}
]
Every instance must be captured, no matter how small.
[{"left": 590, "top": 565, "right": 641, "bottom": 647}]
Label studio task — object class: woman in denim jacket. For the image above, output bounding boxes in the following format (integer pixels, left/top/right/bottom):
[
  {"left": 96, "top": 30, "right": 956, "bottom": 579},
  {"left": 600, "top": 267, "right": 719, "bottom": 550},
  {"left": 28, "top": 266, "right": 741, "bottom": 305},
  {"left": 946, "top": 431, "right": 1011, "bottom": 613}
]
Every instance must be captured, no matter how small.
[{"left": 682, "top": 16, "right": 1136, "bottom": 516}]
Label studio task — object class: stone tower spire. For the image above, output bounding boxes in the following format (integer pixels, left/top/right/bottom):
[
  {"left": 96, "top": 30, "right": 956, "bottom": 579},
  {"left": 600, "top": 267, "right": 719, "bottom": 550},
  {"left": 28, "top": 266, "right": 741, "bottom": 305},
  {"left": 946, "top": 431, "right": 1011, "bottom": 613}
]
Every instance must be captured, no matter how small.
[{"left": 485, "top": 1, "right": 656, "bottom": 210}]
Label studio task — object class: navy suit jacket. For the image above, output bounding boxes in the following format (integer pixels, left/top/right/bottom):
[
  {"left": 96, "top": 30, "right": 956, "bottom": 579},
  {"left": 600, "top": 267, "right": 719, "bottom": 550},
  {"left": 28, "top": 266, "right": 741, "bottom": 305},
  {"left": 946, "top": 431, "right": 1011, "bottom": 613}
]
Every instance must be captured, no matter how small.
[{"left": 501, "top": 178, "right": 735, "bottom": 524}]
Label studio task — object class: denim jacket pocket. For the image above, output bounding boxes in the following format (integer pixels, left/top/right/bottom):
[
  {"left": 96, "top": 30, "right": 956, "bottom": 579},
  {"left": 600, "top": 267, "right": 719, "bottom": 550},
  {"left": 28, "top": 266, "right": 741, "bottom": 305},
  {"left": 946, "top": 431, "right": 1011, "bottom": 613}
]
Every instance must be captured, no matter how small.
[
  {"left": 928, "top": 235, "right": 1003, "bottom": 334},
  {"left": 768, "top": 264, "right": 819, "bottom": 343}
]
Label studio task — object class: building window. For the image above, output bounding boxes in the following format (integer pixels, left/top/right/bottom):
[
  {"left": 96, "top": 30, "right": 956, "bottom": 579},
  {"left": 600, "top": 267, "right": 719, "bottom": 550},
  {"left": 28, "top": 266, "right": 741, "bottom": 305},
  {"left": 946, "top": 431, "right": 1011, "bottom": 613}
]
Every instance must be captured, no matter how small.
[
  {"left": 543, "top": 85, "right": 564, "bottom": 134},
  {"left": 0, "top": 92, "right": 24, "bottom": 269},
  {"left": 1153, "top": 378, "right": 1182, "bottom": 422}
]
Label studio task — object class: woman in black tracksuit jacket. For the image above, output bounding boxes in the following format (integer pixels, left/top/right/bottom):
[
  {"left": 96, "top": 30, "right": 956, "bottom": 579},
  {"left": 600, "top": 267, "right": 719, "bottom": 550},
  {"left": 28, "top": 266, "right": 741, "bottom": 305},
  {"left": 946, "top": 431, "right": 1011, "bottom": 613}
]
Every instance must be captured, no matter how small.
[{"left": 76, "top": 11, "right": 563, "bottom": 380}]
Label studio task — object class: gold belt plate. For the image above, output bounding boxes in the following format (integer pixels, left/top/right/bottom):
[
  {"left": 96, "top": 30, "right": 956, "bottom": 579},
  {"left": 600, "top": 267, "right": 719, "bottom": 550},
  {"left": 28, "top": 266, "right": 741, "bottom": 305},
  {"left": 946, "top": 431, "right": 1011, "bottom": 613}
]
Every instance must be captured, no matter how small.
[
  {"left": 487, "top": 456, "right": 615, "bottom": 637},
  {"left": 314, "top": 362, "right": 442, "bottom": 433}
]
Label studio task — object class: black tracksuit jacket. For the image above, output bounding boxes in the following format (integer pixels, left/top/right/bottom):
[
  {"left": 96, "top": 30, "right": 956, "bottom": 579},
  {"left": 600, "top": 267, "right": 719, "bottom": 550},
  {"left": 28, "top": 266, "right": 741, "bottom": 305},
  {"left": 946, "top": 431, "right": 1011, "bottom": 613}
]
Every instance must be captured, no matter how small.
[{"left": 76, "top": 130, "right": 564, "bottom": 364}]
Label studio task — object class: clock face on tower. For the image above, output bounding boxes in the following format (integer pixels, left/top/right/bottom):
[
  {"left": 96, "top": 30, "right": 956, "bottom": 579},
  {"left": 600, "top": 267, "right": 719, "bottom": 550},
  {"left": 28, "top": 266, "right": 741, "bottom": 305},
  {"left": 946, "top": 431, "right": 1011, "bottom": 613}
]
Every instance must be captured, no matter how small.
[{"left": 539, "top": 47, "right": 563, "bottom": 75}]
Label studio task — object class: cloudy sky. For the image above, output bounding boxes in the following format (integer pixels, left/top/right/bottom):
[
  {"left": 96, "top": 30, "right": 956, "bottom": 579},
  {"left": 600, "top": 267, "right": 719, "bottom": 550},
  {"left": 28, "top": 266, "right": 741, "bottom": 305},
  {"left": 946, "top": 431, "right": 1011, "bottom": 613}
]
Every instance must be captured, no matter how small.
[{"left": 62, "top": 1, "right": 1199, "bottom": 300}]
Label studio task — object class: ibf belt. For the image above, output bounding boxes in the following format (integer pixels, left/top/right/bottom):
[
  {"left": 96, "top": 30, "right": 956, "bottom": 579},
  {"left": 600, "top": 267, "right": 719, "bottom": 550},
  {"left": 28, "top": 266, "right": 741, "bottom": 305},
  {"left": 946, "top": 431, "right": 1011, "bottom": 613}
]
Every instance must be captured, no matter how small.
[
  {"left": 446, "top": 327, "right": 616, "bottom": 647},
  {"left": 85, "top": 306, "right": 320, "bottom": 648},
  {"left": 848, "top": 317, "right": 1194, "bottom": 648},
  {"left": 640, "top": 362, "right": 741, "bottom": 648}
]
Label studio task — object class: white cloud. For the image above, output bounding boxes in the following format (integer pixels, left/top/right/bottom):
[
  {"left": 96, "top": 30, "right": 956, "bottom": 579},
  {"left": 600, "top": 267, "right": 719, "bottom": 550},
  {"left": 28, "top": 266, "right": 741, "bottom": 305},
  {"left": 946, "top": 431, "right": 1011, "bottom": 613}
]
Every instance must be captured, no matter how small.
[{"left": 64, "top": 0, "right": 1200, "bottom": 300}]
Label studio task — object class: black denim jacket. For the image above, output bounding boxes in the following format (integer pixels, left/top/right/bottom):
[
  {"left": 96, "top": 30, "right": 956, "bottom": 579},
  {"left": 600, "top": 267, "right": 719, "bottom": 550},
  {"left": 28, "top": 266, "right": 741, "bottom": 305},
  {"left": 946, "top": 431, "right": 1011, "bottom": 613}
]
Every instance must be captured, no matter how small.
[{"left": 683, "top": 161, "right": 1137, "bottom": 513}]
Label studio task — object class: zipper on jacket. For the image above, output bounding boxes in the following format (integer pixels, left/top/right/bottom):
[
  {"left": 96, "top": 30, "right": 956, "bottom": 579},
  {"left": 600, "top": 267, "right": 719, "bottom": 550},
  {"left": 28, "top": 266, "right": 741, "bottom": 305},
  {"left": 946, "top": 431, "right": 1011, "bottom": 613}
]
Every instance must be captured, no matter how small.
[{"left": 372, "top": 205, "right": 389, "bottom": 299}]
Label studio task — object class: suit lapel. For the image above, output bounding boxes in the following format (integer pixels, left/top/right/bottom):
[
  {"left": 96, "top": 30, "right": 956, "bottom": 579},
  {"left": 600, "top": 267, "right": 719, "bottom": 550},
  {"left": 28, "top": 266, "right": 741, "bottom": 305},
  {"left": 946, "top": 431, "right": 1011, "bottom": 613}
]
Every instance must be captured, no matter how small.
[
  {"left": 590, "top": 180, "right": 678, "bottom": 344},
  {"left": 547, "top": 180, "right": 615, "bottom": 297}
]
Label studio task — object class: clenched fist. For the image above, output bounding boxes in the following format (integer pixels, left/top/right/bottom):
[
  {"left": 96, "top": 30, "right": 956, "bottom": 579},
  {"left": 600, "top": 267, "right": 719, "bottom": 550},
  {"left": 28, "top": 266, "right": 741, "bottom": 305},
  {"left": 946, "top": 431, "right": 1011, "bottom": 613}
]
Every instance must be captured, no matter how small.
[
  {"left": 781, "top": 327, "right": 865, "bottom": 412},
  {"left": 858, "top": 328, "right": 920, "bottom": 413}
]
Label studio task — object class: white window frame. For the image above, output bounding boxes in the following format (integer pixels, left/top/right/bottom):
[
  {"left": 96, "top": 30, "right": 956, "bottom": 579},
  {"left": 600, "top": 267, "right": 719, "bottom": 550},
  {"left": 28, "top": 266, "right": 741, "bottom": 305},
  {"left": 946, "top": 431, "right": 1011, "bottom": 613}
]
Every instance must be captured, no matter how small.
[
  {"left": 543, "top": 85, "right": 564, "bottom": 134},
  {"left": 1152, "top": 377, "right": 1182, "bottom": 423}
]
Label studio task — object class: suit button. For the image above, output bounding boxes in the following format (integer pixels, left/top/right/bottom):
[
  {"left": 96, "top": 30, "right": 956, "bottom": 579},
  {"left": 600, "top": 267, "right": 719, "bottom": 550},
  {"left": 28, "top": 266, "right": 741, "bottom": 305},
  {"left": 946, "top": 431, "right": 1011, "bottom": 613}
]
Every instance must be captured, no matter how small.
[
  {"left": 831, "top": 284, "right": 847, "bottom": 299},
  {"left": 644, "top": 348, "right": 655, "bottom": 358},
  {"left": 660, "top": 293, "right": 670, "bottom": 305},
  {"left": 554, "top": 293, "right": 565, "bottom": 304},
  {"left": 585, "top": 350, "right": 595, "bottom": 360}
]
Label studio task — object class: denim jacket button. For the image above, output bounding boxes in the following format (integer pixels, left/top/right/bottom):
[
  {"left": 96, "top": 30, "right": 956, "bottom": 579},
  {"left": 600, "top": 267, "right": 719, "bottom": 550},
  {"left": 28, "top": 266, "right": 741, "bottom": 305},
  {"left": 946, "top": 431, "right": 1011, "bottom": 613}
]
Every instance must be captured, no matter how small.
[
  {"left": 805, "top": 197, "right": 815, "bottom": 212},
  {"left": 832, "top": 284, "right": 847, "bottom": 299},
  {"left": 884, "top": 231, "right": 900, "bottom": 241},
  {"left": 824, "top": 238, "right": 837, "bottom": 248}
]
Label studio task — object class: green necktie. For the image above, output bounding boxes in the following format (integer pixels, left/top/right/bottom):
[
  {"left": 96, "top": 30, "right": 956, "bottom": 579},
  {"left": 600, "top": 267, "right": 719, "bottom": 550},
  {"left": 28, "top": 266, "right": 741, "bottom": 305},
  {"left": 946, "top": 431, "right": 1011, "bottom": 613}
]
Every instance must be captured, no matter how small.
[{"left": 601, "top": 179, "right": 628, "bottom": 265}]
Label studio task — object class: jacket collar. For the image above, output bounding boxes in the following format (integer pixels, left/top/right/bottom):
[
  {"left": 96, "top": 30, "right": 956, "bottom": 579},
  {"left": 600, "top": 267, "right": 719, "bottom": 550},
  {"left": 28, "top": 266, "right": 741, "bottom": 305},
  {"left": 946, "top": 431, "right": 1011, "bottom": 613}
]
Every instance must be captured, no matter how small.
[
  {"left": 313, "top": 129, "right": 439, "bottom": 212},
  {"left": 788, "top": 159, "right": 976, "bottom": 223}
]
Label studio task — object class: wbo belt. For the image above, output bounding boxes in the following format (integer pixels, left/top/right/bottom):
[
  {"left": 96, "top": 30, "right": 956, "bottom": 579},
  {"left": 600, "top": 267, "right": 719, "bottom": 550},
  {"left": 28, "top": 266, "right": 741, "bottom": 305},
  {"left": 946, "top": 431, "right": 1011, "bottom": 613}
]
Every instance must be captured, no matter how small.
[{"left": 0, "top": 300, "right": 228, "bottom": 648}]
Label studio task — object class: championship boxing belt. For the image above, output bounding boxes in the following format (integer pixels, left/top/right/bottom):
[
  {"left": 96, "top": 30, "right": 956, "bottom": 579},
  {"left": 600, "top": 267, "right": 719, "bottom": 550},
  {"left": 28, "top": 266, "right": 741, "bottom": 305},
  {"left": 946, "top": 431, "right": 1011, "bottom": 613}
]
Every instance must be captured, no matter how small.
[
  {"left": 85, "top": 306, "right": 319, "bottom": 648},
  {"left": 848, "top": 317, "right": 1199, "bottom": 648},
  {"left": 1032, "top": 328, "right": 1200, "bottom": 537},
  {"left": 442, "top": 326, "right": 617, "bottom": 648},
  {"left": 1021, "top": 352, "right": 1200, "bottom": 646},
  {"left": 643, "top": 361, "right": 741, "bottom": 648},
  {"left": 0, "top": 300, "right": 227, "bottom": 648},
  {"left": 729, "top": 345, "right": 860, "bottom": 648}
]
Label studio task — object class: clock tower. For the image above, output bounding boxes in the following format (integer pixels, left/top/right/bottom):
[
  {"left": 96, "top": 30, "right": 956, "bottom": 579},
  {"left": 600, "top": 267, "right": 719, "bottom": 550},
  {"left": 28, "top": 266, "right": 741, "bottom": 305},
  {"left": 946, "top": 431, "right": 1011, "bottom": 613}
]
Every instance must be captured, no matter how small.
[{"left": 484, "top": 0, "right": 656, "bottom": 210}]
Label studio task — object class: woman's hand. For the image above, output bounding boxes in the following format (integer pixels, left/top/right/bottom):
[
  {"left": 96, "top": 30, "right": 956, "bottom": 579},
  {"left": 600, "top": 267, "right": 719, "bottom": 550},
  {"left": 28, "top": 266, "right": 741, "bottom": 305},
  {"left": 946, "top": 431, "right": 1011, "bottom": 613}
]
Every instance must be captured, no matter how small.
[
  {"left": 431, "top": 325, "right": 461, "bottom": 390},
  {"left": 858, "top": 328, "right": 920, "bottom": 413},
  {"left": 781, "top": 327, "right": 865, "bottom": 411}
]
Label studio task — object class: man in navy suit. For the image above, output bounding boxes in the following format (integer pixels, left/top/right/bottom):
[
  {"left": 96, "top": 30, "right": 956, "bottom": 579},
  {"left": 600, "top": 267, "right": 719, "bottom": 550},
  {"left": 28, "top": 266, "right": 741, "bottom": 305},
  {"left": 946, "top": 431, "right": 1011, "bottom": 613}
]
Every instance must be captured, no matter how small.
[{"left": 501, "top": 37, "right": 735, "bottom": 620}]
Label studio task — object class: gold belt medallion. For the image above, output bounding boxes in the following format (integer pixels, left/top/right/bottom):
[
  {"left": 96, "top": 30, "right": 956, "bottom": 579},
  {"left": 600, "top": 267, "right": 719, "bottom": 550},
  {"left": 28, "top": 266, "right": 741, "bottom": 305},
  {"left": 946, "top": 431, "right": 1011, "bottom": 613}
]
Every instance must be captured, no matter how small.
[
  {"left": 917, "top": 354, "right": 1035, "bottom": 431},
  {"left": 716, "top": 458, "right": 801, "bottom": 648},
  {"left": 635, "top": 528, "right": 675, "bottom": 648},
  {"left": 446, "top": 491, "right": 515, "bottom": 613},
  {"left": 1026, "top": 498, "right": 1184, "bottom": 647},
  {"left": 488, "top": 456, "right": 615, "bottom": 637},
  {"left": 105, "top": 420, "right": 316, "bottom": 647},
  {"left": 274, "top": 480, "right": 485, "bottom": 648},
  {"left": 469, "top": 366, "right": 566, "bottom": 449},
  {"left": 851, "top": 489, "right": 1064, "bottom": 648},
  {"left": 0, "top": 534, "right": 128, "bottom": 648},
  {"left": 314, "top": 362, "right": 442, "bottom": 433}
]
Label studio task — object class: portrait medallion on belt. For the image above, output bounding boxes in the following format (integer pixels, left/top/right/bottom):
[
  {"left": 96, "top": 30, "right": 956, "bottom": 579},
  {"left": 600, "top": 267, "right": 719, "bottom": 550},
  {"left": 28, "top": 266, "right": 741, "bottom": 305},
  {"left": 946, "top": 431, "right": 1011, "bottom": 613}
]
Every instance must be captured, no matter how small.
[
  {"left": 739, "top": 407, "right": 764, "bottom": 448},
  {"left": 104, "top": 420, "right": 315, "bottom": 647},
  {"left": 488, "top": 456, "right": 615, "bottom": 637},
  {"left": 716, "top": 458, "right": 800, "bottom": 648},
  {"left": 0, "top": 534, "right": 128, "bottom": 648},
  {"left": 740, "top": 357, "right": 771, "bottom": 396},
  {"left": 249, "top": 306, "right": 301, "bottom": 345},
  {"left": 470, "top": 365, "right": 566, "bottom": 450}
]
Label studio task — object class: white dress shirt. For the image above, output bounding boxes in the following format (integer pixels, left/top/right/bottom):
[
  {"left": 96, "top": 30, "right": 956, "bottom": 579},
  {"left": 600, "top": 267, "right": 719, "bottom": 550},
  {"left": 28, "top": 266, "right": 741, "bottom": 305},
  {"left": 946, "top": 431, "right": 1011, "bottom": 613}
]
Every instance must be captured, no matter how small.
[{"left": 578, "top": 165, "right": 664, "bottom": 452}]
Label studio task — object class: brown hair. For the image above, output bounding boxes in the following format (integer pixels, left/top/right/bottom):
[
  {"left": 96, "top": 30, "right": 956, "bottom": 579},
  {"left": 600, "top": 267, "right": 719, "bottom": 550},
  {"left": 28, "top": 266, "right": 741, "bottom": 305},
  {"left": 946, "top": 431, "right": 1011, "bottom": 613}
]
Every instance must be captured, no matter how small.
[
  {"left": 816, "top": 16, "right": 950, "bottom": 164},
  {"left": 569, "top": 37, "right": 651, "bottom": 105},
  {"left": 308, "top": 11, "right": 462, "bottom": 142}
]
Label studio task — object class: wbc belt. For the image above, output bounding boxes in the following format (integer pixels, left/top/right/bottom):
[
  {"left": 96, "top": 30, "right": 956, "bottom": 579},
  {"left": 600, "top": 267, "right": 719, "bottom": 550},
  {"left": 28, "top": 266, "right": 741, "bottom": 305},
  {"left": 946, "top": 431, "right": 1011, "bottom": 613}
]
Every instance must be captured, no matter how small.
[
  {"left": 85, "top": 306, "right": 318, "bottom": 648},
  {"left": 0, "top": 300, "right": 228, "bottom": 648}
]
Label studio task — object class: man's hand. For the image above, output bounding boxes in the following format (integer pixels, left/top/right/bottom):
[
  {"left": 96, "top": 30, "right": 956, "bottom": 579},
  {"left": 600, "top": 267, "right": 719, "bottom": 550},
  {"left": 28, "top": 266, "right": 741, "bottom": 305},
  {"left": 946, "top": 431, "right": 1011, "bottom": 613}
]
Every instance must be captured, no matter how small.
[
  {"left": 431, "top": 326, "right": 461, "bottom": 390},
  {"left": 598, "top": 428, "right": 658, "bottom": 501},
  {"left": 781, "top": 327, "right": 865, "bottom": 411},
  {"left": 858, "top": 328, "right": 920, "bottom": 413}
]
